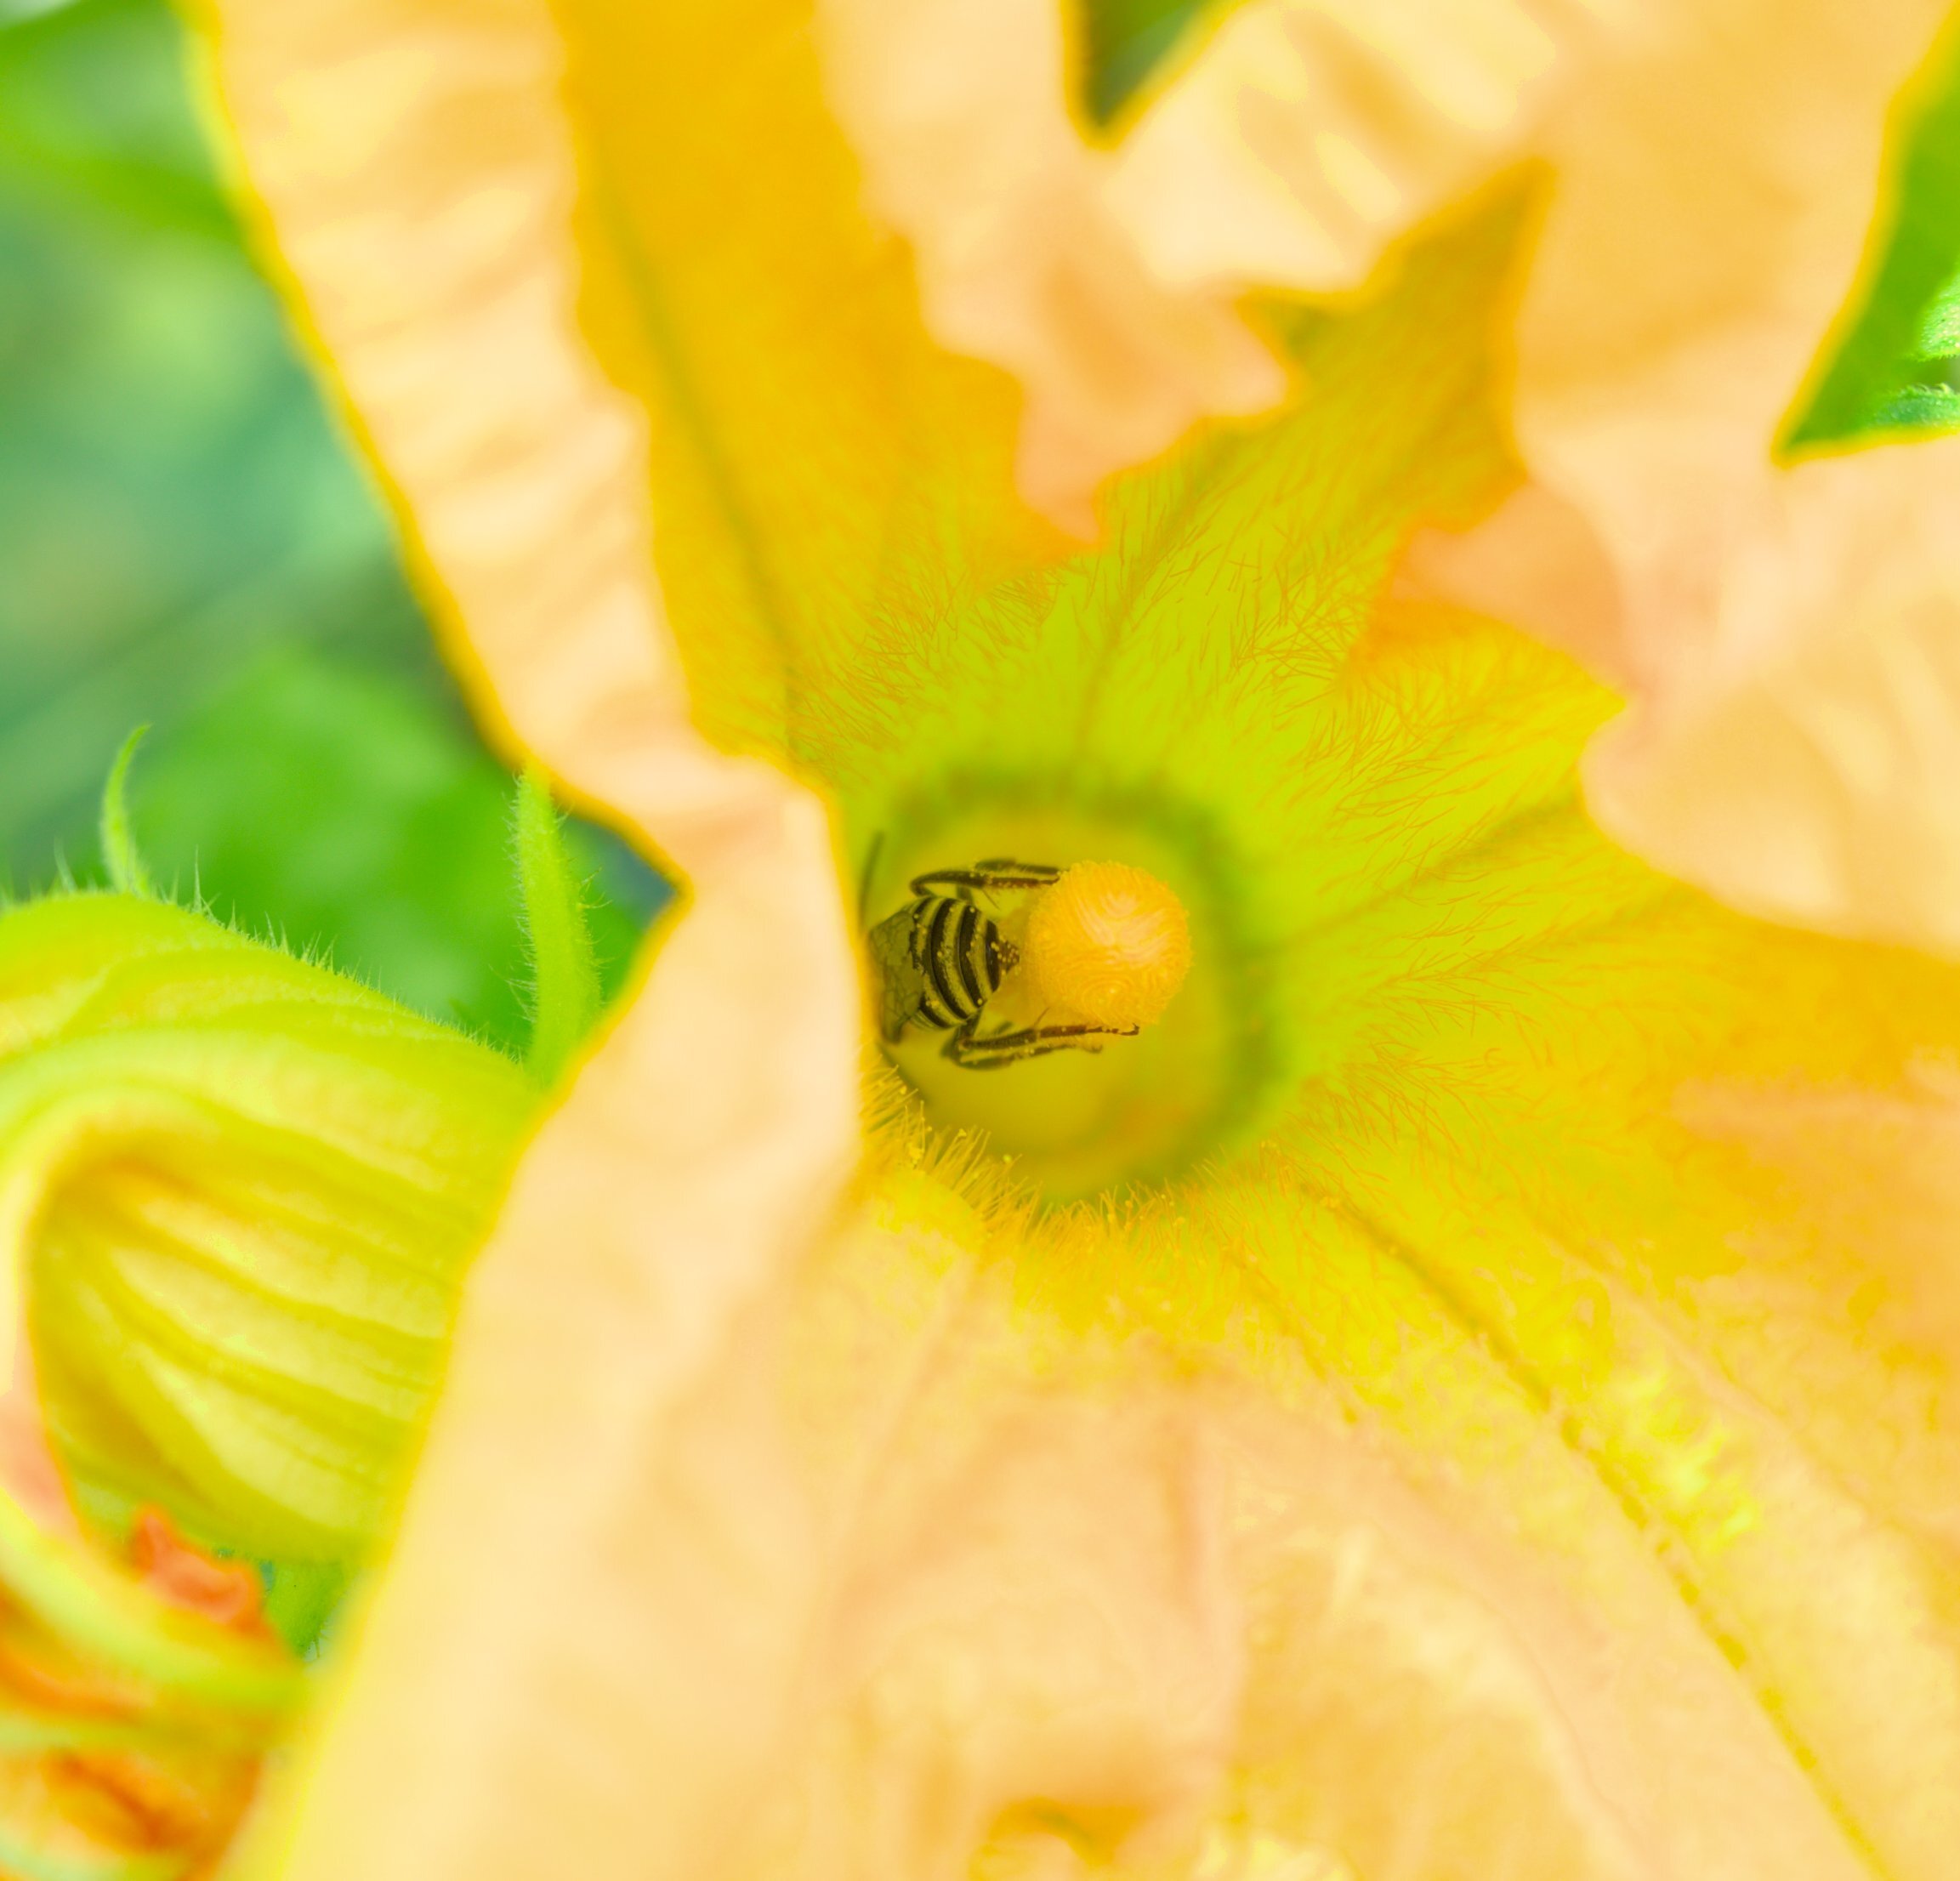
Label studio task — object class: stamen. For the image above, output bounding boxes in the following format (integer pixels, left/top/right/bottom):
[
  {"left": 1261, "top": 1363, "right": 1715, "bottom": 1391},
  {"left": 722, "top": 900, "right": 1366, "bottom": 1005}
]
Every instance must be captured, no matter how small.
[{"left": 1018, "top": 861, "right": 1192, "bottom": 1030}]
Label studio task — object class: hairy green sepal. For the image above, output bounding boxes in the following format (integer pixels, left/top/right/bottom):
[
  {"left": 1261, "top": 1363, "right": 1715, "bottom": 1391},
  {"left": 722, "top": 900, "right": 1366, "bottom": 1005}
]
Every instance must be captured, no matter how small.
[
  {"left": 0, "top": 891, "right": 535, "bottom": 1563},
  {"left": 97, "top": 730, "right": 156, "bottom": 901},
  {"left": 514, "top": 766, "right": 601, "bottom": 1086}
]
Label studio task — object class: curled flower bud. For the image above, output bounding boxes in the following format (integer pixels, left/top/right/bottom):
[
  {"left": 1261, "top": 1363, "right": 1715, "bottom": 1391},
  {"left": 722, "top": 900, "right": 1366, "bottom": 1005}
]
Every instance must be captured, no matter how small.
[{"left": 0, "top": 889, "right": 537, "bottom": 1567}]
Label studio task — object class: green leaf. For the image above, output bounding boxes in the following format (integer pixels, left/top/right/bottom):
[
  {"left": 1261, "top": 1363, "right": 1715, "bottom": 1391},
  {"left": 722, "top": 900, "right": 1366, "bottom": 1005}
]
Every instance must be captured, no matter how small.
[
  {"left": 1910, "top": 268, "right": 1960, "bottom": 359},
  {"left": 121, "top": 645, "right": 662, "bottom": 1055},
  {"left": 1782, "top": 14, "right": 1960, "bottom": 447},
  {"left": 514, "top": 766, "right": 602, "bottom": 1085},
  {"left": 1870, "top": 380, "right": 1960, "bottom": 429}
]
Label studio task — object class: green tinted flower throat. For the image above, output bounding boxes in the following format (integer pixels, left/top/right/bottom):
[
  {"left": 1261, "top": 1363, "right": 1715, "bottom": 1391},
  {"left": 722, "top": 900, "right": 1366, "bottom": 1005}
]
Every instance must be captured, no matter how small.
[
  {"left": 550, "top": 14, "right": 1545, "bottom": 1198},
  {"left": 823, "top": 203, "right": 1546, "bottom": 1196}
]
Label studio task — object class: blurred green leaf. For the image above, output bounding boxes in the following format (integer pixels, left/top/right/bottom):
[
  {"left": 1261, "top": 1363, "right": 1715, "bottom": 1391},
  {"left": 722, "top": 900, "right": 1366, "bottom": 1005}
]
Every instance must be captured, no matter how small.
[
  {"left": 127, "top": 647, "right": 655, "bottom": 1056},
  {"left": 1079, "top": 0, "right": 1214, "bottom": 124}
]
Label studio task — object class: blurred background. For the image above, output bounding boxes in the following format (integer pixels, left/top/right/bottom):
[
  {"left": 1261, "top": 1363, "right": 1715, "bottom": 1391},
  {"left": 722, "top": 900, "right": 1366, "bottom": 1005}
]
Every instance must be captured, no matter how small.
[
  {"left": 0, "top": 0, "right": 667, "bottom": 1054},
  {"left": 3, "top": 0, "right": 1953, "bottom": 1060}
]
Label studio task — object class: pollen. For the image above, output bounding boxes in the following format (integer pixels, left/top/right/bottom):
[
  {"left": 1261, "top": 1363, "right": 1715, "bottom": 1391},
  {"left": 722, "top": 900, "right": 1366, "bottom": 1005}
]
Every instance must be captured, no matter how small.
[{"left": 1020, "top": 861, "right": 1192, "bottom": 1030}]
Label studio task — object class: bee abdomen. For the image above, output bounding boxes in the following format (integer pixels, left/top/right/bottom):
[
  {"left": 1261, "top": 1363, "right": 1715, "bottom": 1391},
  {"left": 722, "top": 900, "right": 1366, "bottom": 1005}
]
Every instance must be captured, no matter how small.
[{"left": 909, "top": 895, "right": 1007, "bottom": 1030}]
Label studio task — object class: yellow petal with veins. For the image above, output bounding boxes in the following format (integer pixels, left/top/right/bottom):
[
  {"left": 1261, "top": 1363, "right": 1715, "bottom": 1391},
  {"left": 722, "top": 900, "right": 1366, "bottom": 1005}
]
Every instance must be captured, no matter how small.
[{"left": 825, "top": 0, "right": 1960, "bottom": 953}]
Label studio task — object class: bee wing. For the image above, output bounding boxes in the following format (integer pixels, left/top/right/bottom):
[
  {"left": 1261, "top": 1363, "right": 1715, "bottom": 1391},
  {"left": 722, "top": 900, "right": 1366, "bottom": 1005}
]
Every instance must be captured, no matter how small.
[{"left": 866, "top": 904, "right": 927, "bottom": 1043}]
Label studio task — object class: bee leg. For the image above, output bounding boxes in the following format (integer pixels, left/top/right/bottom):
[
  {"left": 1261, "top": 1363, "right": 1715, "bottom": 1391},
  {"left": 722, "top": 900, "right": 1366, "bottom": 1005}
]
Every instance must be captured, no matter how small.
[
  {"left": 856, "top": 833, "right": 885, "bottom": 925},
  {"left": 972, "top": 857, "right": 1061, "bottom": 875},
  {"left": 944, "top": 1020, "right": 1140, "bottom": 1071},
  {"left": 909, "top": 861, "right": 1064, "bottom": 896}
]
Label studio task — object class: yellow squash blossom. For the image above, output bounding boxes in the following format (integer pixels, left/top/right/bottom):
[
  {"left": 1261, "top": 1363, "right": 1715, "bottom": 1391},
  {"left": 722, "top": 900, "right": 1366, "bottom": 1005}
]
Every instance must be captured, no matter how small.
[{"left": 122, "top": 2, "right": 1960, "bottom": 1878}]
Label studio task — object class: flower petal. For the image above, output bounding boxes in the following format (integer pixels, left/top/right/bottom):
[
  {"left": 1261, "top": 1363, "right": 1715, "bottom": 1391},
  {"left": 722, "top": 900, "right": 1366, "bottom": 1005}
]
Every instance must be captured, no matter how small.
[
  {"left": 812, "top": 0, "right": 1622, "bottom": 528},
  {"left": 1104, "top": 0, "right": 1611, "bottom": 295},
  {"left": 1580, "top": 442, "right": 1960, "bottom": 945},
  {"left": 815, "top": 0, "right": 1287, "bottom": 530},
  {"left": 1416, "top": 3, "right": 1960, "bottom": 949}
]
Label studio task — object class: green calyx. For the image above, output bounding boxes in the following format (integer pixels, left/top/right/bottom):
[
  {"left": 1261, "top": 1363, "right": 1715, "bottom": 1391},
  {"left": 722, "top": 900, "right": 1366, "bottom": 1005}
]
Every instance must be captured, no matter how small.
[
  {"left": 98, "top": 729, "right": 156, "bottom": 903},
  {"left": 514, "top": 764, "right": 603, "bottom": 1087},
  {"left": 1, "top": 889, "right": 536, "bottom": 1565}
]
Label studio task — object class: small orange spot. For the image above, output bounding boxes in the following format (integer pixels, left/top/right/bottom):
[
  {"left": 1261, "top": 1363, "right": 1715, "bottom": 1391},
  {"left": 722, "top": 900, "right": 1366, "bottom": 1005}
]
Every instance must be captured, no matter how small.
[
  {"left": 1020, "top": 861, "right": 1192, "bottom": 1029},
  {"left": 128, "top": 1508, "right": 269, "bottom": 1637}
]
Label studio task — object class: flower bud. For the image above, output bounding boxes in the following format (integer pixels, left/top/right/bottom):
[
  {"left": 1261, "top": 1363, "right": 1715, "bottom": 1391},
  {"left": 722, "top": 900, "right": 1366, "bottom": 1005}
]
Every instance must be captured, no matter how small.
[{"left": 0, "top": 890, "right": 537, "bottom": 1566}]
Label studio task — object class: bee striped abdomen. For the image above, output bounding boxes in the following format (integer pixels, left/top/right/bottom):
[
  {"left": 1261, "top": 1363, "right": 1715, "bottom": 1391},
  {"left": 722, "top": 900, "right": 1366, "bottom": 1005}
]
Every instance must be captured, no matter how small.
[
  {"left": 868, "top": 855, "right": 1185, "bottom": 1067},
  {"left": 908, "top": 895, "right": 1005, "bottom": 1030}
]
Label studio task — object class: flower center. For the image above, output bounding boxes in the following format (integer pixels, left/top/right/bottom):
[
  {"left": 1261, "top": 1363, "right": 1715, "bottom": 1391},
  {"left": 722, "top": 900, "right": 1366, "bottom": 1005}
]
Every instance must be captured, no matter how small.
[
  {"left": 1012, "top": 861, "right": 1191, "bottom": 1031},
  {"left": 864, "top": 803, "right": 1258, "bottom": 1200}
]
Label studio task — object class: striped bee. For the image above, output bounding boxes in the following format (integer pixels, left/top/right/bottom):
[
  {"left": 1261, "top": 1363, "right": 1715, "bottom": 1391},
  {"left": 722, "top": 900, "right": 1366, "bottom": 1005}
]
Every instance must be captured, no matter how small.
[{"left": 867, "top": 857, "right": 1143, "bottom": 1070}]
